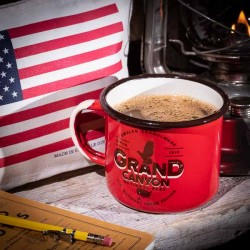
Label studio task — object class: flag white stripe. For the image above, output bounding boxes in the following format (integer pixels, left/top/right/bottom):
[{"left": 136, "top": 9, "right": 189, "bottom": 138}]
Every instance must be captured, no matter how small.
[
  {"left": 11, "top": 13, "right": 121, "bottom": 49},
  {"left": 17, "top": 32, "right": 122, "bottom": 69},
  {"left": 20, "top": 54, "right": 121, "bottom": 89},
  {"left": 0, "top": 0, "right": 120, "bottom": 30}
]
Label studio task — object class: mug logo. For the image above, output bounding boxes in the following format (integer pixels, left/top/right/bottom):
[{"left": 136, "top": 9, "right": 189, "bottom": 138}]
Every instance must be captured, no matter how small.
[{"left": 114, "top": 139, "right": 184, "bottom": 190}]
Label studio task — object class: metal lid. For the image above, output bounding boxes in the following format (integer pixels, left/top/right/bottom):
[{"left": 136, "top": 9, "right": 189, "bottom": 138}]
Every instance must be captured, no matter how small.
[{"left": 230, "top": 96, "right": 250, "bottom": 118}]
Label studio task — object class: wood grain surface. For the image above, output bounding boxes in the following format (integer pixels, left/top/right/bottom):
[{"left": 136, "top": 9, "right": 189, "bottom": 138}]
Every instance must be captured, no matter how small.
[{"left": 8, "top": 165, "right": 250, "bottom": 250}]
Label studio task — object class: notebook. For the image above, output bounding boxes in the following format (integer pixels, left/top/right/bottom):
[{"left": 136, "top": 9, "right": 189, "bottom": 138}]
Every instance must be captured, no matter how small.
[{"left": 0, "top": 190, "right": 155, "bottom": 249}]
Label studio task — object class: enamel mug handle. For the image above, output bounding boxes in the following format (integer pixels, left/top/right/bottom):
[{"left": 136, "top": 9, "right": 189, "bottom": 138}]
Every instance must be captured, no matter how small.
[{"left": 70, "top": 99, "right": 105, "bottom": 166}]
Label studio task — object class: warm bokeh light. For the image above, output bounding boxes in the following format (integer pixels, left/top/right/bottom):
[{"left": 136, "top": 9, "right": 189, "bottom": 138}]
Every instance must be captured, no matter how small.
[{"left": 231, "top": 10, "right": 250, "bottom": 36}]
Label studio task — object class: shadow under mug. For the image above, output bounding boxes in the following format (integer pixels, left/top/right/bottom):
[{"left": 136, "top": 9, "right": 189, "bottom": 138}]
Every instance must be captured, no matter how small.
[{"left": 70, "top": 74, "right": 229, "bottom": 213}]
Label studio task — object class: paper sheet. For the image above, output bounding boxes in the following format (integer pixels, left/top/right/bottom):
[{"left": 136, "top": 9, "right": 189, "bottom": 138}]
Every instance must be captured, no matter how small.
[{"left": 0, "top": 190, "right": 154, "bottom": 250}]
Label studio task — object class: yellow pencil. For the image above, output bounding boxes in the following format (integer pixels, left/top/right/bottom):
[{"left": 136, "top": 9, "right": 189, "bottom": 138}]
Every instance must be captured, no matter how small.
[{"left": 0, "top": 214, "right": 113, "bottom": 246}]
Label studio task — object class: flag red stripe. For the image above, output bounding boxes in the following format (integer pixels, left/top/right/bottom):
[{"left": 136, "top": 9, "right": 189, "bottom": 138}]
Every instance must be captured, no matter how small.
[
  {"left": 0, "top": 131, "right": 104, "bottom": 167},
  {"left": 0, "top": 138, "right": 74, "bottom": 167},
  {"left": 0, "top": 119, "right": 68, "bottom": 148},
  {"left": 8, "top": 4, "right": 118, "bottom": 38},
  {"left": 19, "top": 42, "right": 122, "bottom": 79},
  {"left": 0, "top": 88, "right": 103, "bottom": 127},
  {"left": 22, "top": 61, "right": 122, "bottom": 99},
  {"left": 14, "top": 23, "right": 123, "bottom": 59}
]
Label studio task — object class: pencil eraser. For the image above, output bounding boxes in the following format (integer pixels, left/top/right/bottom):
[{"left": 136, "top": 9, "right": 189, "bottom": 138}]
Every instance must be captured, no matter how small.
[{"left": 103, "top": 236, "right": 113, "bottom": 246}]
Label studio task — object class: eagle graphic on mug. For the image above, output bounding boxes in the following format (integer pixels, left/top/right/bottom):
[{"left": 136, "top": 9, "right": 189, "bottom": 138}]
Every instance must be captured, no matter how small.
[{"left": 137, "top": 141, "right": 154, "bottom": 165}]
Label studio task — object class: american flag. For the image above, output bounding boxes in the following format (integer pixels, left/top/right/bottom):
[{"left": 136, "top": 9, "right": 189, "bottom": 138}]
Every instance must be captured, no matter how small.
[{"left": 0, "top": 0, "right": 129, "bottom": 188}]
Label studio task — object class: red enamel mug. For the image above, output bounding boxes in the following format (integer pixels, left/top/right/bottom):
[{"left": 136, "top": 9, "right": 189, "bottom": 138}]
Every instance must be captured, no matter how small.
[{"left": 70, "top": 74, "right": 229, "bottom": 213}]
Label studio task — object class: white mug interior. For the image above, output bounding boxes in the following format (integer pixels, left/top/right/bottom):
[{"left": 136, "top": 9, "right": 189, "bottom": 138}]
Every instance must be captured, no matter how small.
[{"left": 106, "top": 77, "right": 224, "bottom": 110}]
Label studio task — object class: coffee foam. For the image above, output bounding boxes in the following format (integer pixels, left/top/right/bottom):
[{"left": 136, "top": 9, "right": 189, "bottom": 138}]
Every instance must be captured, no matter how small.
[{"left": 114, "top": 95, "right": 217, "bottom": 122}]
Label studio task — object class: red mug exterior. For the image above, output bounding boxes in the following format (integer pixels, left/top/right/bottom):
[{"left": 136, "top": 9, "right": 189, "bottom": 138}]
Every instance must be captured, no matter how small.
[{"left": 70, "top": 74, "right": 229, "bottom": 213}]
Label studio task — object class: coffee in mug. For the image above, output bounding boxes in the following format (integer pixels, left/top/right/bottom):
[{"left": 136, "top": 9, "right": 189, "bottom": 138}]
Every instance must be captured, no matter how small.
[
  {"left": 114, "top": 95, "right": 217, "bottom": 122},
  {"left": 70, "top": 74, "right": 229, "bottom": 213}
]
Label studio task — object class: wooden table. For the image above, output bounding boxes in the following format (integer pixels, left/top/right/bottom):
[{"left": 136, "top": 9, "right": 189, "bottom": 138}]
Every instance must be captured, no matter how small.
[{"left": 8, "top": 165, "right": 250, "bottom": 250}]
